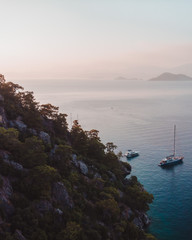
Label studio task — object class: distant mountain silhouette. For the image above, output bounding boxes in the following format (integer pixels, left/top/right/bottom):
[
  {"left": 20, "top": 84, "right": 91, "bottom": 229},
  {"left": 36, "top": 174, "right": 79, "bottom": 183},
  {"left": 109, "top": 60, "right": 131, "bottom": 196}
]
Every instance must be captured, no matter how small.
[{"left": 149, "top": 72, "right": 192, "bottom": 81}]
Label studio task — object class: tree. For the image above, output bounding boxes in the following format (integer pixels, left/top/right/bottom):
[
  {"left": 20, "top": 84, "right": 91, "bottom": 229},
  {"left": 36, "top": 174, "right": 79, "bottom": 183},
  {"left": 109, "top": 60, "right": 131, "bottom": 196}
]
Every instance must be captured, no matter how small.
[
  {"left": 70, "top": 120, "right": 88, "bottom": 155},
  {"left": 57, "top": 221, "right": 82, "bottom": 240},
  {"left": 40, "top": 103, "right": 59, "bottom": 119},
  {"left": 106, "top": 142, "right": 117, "bottom": 153},
  {"left": 54, "top": 113, "right": 68, "bottom": 137},
  {"left": 54, "top": 144, "right": 72, "bottom": 176},
  {"left": 29, "top": 165, "right": 60, "bottom": 199},
  {"left": 20, "top": 136, "right": 47, "bottom": 168}
]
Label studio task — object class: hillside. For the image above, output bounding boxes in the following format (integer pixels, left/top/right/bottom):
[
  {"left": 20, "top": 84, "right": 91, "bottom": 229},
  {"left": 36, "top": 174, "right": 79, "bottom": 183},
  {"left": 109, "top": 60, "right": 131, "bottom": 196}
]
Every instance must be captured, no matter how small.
[
  {"left": 0, "top": 75, "right": 156, "bottom": 240},
  {"left": 149, "top": 72, "right": 192, "bottom": 81}
]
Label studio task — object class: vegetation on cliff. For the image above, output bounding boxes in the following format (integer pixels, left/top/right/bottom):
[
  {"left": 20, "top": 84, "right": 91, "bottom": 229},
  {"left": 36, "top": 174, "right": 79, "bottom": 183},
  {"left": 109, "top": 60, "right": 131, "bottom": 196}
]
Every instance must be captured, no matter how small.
[{"left": 0, "top": 76, "right": 156, "bottom": 240}]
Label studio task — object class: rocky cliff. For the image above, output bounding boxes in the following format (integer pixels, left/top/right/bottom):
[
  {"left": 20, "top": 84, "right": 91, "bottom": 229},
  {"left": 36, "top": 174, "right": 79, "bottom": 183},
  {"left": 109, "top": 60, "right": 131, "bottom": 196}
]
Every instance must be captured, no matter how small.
[{"left": 0, "top": 76, "right": 156, "bottom": 240}]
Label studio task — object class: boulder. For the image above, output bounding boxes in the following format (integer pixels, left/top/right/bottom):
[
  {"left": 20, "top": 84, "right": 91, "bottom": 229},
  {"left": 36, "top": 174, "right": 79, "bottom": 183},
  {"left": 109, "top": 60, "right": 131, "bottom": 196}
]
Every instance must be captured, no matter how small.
[
  {"left": 72, "top": 154, "right": 79, "bottom": 167},
  {"left": 79, "top": 160, "right": 88, "bottom": 175},
  {"left": 0, "top": 150, "right": 24, "bottom": 171},
  {"left": 10, "top": 119, "right": 27, "bottom": 131},
  {"left": 39, "top": 131, "right": 51, "bottom": 145},
  {"left": 52, "top": 182, "right": 74, "bottom": 209},
  {"left": 55, "top": 208, "right": 63, "bottom": 215}
]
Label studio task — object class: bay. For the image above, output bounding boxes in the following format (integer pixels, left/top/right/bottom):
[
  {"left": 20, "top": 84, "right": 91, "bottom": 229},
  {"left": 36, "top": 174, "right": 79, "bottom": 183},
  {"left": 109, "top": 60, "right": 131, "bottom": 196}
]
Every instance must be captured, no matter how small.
[{"left": 16, "top": 78, "right": 192, "bottom": 240}]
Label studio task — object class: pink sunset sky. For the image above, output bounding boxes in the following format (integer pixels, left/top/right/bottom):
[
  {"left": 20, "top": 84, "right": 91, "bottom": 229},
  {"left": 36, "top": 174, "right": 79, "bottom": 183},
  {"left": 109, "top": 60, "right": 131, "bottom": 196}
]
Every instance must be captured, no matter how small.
[{"left": 0, "top": 0, "right": 192, "bottom": 80}]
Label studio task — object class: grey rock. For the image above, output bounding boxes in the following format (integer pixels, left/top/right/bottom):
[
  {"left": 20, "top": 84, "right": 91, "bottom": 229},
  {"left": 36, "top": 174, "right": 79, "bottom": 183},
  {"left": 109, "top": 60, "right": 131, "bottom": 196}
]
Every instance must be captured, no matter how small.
[
  {"left": 133, "top": 216, "right": 143, "bottom": 229},
  {"left": 71, "top": 154, "right": 79, "bottom": 167},
  {"left": 0, "top": 150, "right": 24, "bottom": 171},
  {"left": 0, "top": 175, "right": 15, "bottom": 216},
  {"left": 0, "top": 106, "right": 8, "bottom": 127},
  {"left": 55, "top": 208, "right": 63, "bottom": 215},
  {"left": 13, "top": 120, "right": 27, "bottom": 131},
  {"left": 39, "top": 131, "right": 51, "bottom": 145},
  {"left": 52, "top": 182, "right": 74, "bottom": 209},
  {"left": 94, "top": 172, "right": 102, "bottom": 179},
  {"left": 4, "top": 159, "right": 23, "bottom": 170},
  {"left": 133, "top": 211, "right": 150, "bottom": 229},
  {"left": 28, "top": 128, "right": 38, "bottom": 135},
  {"left": 0, "top": 94, "right": 4, "bottom": 102},
  {"left": 79, "top": 160, "right": 88, "bottom": 175},
  {"left": 14, "top": 229, "right": 27, "bottom": 240},
  {"left": 50, "top": 144, "right": 58, "bottom": 157}
]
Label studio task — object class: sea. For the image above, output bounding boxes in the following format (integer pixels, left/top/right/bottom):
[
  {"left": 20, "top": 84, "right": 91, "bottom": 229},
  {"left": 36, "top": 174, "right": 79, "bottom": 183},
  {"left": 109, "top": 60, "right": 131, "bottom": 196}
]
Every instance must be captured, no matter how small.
[{"left": 15, "top": 78, "right": 192, "bottom": 240}]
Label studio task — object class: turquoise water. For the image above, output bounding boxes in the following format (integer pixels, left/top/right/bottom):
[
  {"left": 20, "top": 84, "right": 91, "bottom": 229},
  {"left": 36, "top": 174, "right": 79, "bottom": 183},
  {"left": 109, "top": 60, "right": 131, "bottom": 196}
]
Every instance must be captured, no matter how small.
[{"left": 17, "top": 79, "right": 192, "bottom": 240}]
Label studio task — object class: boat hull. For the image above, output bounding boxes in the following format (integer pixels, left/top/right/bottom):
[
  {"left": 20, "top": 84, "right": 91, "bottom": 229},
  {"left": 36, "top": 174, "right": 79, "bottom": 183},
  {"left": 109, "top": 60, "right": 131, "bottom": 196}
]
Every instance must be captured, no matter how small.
[
  {"left": 159, "top": 157, "right": 183, "bottom": 167},
  {"left": 126, "top": 153, "right": 139, "bottom": 159}
]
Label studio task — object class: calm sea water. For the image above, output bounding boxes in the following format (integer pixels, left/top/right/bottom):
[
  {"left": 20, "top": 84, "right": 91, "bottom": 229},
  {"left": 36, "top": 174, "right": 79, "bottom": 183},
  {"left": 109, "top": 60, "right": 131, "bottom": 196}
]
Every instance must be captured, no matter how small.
[{"left": 16, "top": 79, "right": 192, "bottom": 240}]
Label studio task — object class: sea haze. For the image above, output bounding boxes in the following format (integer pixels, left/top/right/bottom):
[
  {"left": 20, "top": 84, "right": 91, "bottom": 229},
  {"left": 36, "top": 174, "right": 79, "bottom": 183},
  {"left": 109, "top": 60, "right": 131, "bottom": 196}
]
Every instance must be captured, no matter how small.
[{"left": 16, "top": 79, "right": 192, "bottom": 240}]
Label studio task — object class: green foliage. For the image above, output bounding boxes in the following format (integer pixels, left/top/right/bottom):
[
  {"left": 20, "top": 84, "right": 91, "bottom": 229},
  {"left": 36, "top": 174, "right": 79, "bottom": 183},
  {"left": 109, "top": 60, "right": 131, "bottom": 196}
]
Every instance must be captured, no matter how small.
[
  {"left": 96, "top": 198, "right": 120, "bottom": 222},
  {"left": 0, "top": 79, "right": 156, "bottom": 240},
  {"left": 70, "top": 120, "right": 88, "bottom": 154},
  {"left": 57, "top": 221, "right": 82, "bottom": 240},
  {"left": 31, "top": 229, "right": 48, "bottom": 240},
  {"left": 29, "top": 165, "right": 60, "bottom": 199},
  {"left": 20, "top": 136, "right": 47, "bottom": 168},
  {"left": 0, "top": 127, "right": 21, "bottom": 154},
  {"left": 123, "top": 177, "right": 154, "bottom": 211},
  {"left": 54, "top": 144, "right": 72, "bottom": 176}
]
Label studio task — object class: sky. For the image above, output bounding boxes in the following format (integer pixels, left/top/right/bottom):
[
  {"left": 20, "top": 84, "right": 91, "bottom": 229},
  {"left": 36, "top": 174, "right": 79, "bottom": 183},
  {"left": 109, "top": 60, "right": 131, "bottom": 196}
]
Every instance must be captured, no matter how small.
[{"left": 0, "top": 0, "right": 192, "bottom": 80}]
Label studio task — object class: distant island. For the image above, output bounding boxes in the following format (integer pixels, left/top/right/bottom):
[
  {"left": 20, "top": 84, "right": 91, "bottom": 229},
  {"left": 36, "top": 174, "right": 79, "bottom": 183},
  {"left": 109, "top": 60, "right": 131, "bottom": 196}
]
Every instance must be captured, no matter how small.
[{"left": 149, "top": 72, "right": 192, "bottom": 81}]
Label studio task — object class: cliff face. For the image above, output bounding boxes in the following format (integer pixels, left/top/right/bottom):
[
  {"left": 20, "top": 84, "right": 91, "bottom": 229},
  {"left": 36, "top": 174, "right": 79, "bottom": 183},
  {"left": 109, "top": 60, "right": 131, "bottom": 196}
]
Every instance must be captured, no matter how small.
[{"left": 0, "top": 76, "right": 156, "bottom": 240}]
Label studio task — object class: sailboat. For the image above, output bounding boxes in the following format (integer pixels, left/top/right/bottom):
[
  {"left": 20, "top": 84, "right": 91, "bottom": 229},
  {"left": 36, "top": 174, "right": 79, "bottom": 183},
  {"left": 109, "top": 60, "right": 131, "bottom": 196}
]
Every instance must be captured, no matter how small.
[{"left": 158, "top": 125, "right": 184, "bottom": 167}]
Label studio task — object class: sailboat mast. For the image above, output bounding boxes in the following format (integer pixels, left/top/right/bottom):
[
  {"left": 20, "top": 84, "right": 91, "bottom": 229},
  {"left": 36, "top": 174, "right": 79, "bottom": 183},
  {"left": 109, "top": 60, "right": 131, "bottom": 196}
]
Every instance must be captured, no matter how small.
[{"left": 174, "top": 125, "right": 176, "bottom": 157}]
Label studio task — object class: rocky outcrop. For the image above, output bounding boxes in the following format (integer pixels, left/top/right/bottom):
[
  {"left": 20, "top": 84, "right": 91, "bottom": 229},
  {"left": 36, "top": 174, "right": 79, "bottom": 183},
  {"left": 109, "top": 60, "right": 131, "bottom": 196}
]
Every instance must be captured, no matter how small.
[
  {"left": 52, "top": 182, "right": 74, "bottom": 209},
  {"left": 0, "top": 175, "right": 15, "bottom": 216},
  {"left": 133, "top": 211, "right": 150, "bottom": 229},
  {"left": 3, "top": 159, "right": 24, "bottom": 171},
  {"left": 0, "top": 150, "right": 24, "bottom": 171},
  {"left": 72, "top": 154, "right": 79, "bottom": 167},
  {"left": 0, "top": 106, "right": 8, "bottom": 127},
  {"left": 9, "top": 119, "right": 27, "bottom": 131},
  {"left": 39, "top": 131, "right": 51, "bottom": 145},
  {"left": 71, "top": 155, "right": 89, "bottom": 175},
  {"left": 79, "top": 160, "right": 88, "bottom": 175},
  {"left": 14, "top": 229, "right": 27, "bottom": 240}
]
